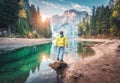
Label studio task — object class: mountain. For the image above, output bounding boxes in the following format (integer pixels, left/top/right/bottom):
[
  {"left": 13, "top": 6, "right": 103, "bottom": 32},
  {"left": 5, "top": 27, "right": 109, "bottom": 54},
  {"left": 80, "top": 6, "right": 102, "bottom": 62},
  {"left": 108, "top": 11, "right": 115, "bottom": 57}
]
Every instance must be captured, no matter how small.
[{"left": 50, "top": 9, "right": 88, "bottom": 37}]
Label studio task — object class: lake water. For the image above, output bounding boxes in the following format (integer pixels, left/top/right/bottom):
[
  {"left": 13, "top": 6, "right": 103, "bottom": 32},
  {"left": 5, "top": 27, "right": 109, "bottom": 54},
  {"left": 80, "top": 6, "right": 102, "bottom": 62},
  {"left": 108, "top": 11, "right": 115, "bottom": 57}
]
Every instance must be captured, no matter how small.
[{"left": 0, "top": 40, "right": 95, "bottom": 83}]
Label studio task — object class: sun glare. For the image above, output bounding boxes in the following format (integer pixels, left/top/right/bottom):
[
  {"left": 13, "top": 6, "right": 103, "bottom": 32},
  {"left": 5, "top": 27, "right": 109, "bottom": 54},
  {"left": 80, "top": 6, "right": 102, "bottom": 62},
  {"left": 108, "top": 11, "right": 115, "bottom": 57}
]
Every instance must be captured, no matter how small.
[
  {"left": 42, "top": 15, "right": 46, "bottom": 22},
  {"left": 42, "top": 55, "right": 46, "bottom": 61}
]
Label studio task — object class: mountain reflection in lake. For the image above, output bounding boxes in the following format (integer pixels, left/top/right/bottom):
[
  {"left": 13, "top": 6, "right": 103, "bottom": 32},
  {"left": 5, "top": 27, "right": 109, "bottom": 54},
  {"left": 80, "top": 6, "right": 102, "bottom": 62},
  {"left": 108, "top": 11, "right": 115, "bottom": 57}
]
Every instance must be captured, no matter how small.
[{"left": 0, "top": 40, "right": 95, "bottom": 83}]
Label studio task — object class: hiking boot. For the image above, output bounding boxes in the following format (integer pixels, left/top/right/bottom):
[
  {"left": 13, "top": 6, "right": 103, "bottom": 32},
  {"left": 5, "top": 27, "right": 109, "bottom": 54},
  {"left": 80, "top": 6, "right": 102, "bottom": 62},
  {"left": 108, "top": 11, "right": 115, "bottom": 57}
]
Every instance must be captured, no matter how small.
[
  {"left": 57, "top": 58, "right": 59, "bottom": 61},
  {"left": 60, "top": 59, "right": 63, "bottom": 62}
]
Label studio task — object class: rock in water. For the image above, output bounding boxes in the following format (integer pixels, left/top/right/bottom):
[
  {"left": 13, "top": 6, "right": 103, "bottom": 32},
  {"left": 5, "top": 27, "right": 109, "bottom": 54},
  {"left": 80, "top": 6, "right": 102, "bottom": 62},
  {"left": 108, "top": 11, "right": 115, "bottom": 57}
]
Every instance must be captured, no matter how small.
[
  {"left": 49, "top": 62, "right": 68, "bottom": 82},
  {"left": 49, "top": 61, "right": 67, "bottom": 74}
]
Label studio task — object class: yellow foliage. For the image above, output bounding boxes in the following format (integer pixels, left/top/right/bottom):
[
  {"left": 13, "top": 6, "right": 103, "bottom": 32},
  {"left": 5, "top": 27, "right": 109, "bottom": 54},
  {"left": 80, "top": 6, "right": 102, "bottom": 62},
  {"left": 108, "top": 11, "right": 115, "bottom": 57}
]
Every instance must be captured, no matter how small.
[
  {"left": 110, "top": 27, "right": 117, "bottom": 33},
  {"left": 27, "top": 32, "right": 33, "bottom": 38},
  {"left": 113, "top": 0, "right": 120, "bottom": 18},
  {"left": 116, "top": 0, "right": 120, "bottom": 3},
  {"left": 19, "top": 9, "right": 27, "bottom": 19},
  {"left": 19, "top": 0, "right": 24, "bottom": 7},
  {"left": 82, "top": 22, "right": 86, "bottom": 32},
  {"left": 112, "top": 11, "right": 117, "bottom": 17}
]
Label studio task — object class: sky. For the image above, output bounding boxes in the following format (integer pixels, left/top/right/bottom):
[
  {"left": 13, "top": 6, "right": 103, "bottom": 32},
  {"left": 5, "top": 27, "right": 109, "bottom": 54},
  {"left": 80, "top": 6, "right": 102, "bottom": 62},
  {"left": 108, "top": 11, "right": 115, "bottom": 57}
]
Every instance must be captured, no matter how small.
[{"left": 29, "top": 0, "right": 109, "bottom": 17}]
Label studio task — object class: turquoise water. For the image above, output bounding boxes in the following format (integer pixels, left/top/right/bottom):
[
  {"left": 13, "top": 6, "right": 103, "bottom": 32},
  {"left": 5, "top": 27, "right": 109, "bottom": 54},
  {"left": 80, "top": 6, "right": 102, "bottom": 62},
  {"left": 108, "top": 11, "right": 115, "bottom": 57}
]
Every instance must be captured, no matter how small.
[
  {"left": 0, "top": 43, "right": 52, "bottom": 83},
  {"left": 0, "top": 40, "right": 95, "bottom": 83}
]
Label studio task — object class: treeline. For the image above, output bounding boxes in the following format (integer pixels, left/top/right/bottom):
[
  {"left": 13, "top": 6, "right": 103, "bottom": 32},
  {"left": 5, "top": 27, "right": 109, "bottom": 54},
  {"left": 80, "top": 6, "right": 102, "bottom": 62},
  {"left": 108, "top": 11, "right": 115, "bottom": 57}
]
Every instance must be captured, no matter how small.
[
  {"left": 0, "top": 0, "right": 52, "bottom": 38},
  {"left": 78, "top": 13, "right": 91, "bottom": 38},
  {"left": 78, "top": 0, "right": 120, "bottom": 38}
]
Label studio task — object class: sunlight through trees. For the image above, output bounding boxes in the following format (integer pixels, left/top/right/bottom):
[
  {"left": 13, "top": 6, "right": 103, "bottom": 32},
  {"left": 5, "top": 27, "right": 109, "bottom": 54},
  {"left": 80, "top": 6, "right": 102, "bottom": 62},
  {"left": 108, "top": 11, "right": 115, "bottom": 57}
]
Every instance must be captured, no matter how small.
[{"left": 0, "top": 0, "right": 52, "bottom": 38}]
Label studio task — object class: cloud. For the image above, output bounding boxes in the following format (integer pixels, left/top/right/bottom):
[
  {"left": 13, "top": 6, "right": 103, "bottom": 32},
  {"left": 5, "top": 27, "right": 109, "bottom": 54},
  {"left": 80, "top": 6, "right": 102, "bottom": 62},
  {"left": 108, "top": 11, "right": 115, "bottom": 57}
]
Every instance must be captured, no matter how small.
[
  {"left": 71, "top": 3, "right": 92, "bottom": 14},
  {"left": 42, "top": 1, "right": 58, "bottom": 9},
  {"left": 41, "top": 1, "right": 67, "bottom": 11},
  {"left": 29, "top": 0, "right": 92, "bottom": 16},
  {"left": 72, "top": 3, "right": 82, "bottom": 9}
]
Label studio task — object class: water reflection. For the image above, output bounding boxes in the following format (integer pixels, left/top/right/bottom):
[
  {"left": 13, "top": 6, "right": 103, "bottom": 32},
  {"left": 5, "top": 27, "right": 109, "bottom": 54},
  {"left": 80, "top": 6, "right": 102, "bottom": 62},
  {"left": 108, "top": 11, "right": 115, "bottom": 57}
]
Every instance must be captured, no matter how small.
[
  {"left": 0, "top": 40, "right": 95, "bottom": 83},
  {"left": 77, "top": 41, "right": 95, "bottom": 58},
  {"left": 51, "top": 40, "right": 95, "bottom": 64},
  {"left": 0, "top": 43, "right": 52, "bottom": 83},
  {"left": 26, "top": 59, "right": 56, "bottom": 83}
]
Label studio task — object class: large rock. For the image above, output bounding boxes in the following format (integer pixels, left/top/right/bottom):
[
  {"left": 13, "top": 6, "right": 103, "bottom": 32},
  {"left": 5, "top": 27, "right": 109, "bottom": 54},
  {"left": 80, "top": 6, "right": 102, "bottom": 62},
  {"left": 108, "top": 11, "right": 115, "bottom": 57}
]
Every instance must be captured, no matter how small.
[
  {"left": 49, "top": 61, "right": 67, "bottom": 83},
  {"left": 49, "top": 61, "right": 67, "bottom": 74}
]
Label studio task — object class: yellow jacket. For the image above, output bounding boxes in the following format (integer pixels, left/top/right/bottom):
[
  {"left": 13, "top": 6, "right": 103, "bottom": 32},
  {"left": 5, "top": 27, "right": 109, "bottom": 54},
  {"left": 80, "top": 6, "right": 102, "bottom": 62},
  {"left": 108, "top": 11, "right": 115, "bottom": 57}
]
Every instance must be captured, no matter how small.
[{"left": 55, "top": 35, "right": 68, "bottom": 47}]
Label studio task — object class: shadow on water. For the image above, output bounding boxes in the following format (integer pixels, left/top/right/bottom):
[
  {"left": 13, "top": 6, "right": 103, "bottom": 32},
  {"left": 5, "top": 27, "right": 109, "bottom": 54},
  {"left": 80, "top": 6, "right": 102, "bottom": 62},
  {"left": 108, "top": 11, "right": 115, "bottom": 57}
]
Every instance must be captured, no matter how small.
[{"left": 0, "top": 40, "right": 95, "bottom": 83}]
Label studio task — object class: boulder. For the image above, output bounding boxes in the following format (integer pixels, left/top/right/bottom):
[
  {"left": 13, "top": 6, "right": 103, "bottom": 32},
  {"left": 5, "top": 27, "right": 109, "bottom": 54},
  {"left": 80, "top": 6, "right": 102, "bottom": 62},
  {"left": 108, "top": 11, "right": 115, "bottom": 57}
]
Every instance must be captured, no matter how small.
[{"left": 49, "top": 61, "right": 67, "bottom": 74}]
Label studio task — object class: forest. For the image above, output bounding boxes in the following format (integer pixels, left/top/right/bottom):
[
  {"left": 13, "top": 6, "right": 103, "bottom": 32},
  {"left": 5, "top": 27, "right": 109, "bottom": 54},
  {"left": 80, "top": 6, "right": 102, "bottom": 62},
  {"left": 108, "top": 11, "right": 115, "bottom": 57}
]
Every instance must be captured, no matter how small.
[
  {"left": 0, "top": 0, "right": 120, "bottom": 39},
  {"left": 0, "top": 0, "right": 52, "bottom": 38},
  {"left": 78, "top": 0, "right": 120, "bottom": 38}
]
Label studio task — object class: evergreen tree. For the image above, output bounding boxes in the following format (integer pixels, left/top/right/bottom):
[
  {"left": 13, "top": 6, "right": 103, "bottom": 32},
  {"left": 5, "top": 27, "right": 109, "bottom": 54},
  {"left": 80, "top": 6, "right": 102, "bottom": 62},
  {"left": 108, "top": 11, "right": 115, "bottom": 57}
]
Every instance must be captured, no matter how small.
[
  {"left": 0, "top": 0, "right": 52, "bottom": 38},
  {"left": 30, "top": 4, "right": 37, "bottom": 29},
  {"left": 109, "top": 0, "right": 115, "bottom": 8},
  {"left": 0, "top": 0, "right": 21, "bottom": 33},
  {"left": 111, "top": 0, "right": 120, "bottom": 37},
  {"left": 78, "top": 0, "right": 120, "bottom": 38},
  {"left": 90, "top": 5, "right": 112, "bottom": 37},
  {"left": 78, "top": 22, "right": 83, "bottom": 36},
  {"left": 78, "top": 13, "right": 91, "bottom": 37},
  {"left": 90, "top": 6, "right": 96, "bottom": 35},
  {"left": 12, "top": 0, "right": 31, "bottom": 37}
]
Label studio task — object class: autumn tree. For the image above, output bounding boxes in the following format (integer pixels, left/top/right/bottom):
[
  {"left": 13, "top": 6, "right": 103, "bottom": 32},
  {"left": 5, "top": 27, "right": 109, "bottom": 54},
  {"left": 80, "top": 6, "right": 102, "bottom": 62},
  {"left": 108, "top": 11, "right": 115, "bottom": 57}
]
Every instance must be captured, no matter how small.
[{"left": 111, "top": 0, "right": 120, "bottom": 37}]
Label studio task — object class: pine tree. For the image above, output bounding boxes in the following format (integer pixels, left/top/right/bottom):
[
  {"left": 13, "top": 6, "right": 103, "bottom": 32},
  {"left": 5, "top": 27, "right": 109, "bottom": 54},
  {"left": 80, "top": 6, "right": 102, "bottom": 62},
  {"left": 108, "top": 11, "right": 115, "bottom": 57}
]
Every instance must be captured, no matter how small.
[
  {"left": 30, "top": 4, "right": 37, "bottom": 29},
  {"left": 0, "top": 0, "right": 21, "bottom": 33},
  {"left": 90, "top": 6, "right": 96, "bottom": 36},
  {"left": 112, "top": 0, "right": 120, "bottom": 37},
  {"left": 0, "top": 0, "right": 52, "bottom": 38},
  {"left": 12, "top": 0, "right": 31, "bottom": 37},
  {"left": 109, "top": 0, "right": 115, "bottom": 8}
]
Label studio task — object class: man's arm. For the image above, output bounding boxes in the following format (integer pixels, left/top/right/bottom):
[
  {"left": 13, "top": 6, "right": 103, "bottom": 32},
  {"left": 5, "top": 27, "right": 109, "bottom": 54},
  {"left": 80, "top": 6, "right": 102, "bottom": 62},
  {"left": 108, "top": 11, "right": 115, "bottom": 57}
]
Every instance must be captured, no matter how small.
[
  {"left": 55, "top": 37, "right": 58, "bottom": 46},
  {"left": 65, "top": 36, "right": 68, "bottom": 48}
]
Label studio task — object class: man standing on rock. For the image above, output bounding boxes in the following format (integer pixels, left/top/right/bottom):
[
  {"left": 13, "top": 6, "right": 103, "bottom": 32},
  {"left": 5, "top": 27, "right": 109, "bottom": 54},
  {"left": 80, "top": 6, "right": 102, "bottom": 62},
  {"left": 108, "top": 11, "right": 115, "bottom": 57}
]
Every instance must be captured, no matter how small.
[{"left": 55, "top": 31, "right": 68, "bottom": 61}]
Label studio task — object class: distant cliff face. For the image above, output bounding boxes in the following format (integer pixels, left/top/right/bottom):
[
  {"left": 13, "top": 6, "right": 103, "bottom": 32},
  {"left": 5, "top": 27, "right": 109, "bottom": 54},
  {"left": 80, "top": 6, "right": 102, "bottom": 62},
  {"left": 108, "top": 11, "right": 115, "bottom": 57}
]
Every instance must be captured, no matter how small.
[{"left": 50, "top": 9, "right": 88, "bottom": 37}]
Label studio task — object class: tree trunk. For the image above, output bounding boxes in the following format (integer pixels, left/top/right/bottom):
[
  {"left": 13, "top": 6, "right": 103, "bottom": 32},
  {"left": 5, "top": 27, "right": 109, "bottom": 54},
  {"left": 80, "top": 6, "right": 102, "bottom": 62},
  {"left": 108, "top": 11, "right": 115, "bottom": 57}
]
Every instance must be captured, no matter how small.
[{"left": 8, "top": 25, "right": 11, "bottom": 34}]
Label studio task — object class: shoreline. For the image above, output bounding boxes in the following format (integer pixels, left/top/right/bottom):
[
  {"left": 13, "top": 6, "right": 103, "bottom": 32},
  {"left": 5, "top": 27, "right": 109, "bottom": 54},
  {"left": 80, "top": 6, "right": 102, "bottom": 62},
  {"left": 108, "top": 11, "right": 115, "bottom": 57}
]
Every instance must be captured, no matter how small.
[
  {"left": 63, "top": 39, "right": 120, "bottom": 83},
  {"left": 0, "top": 38, "right": 120, "bottom": 82},
  {"left": 0, "top": 38, "right": 52, "bottom": 50}
]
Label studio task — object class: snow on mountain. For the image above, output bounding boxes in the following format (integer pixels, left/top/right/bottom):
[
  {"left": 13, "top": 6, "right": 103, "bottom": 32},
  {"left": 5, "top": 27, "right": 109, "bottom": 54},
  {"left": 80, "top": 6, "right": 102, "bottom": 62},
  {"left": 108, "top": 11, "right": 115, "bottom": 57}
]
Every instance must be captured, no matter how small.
[{"left": 50, "top": 9, "right": 88, "bottom": 37}]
